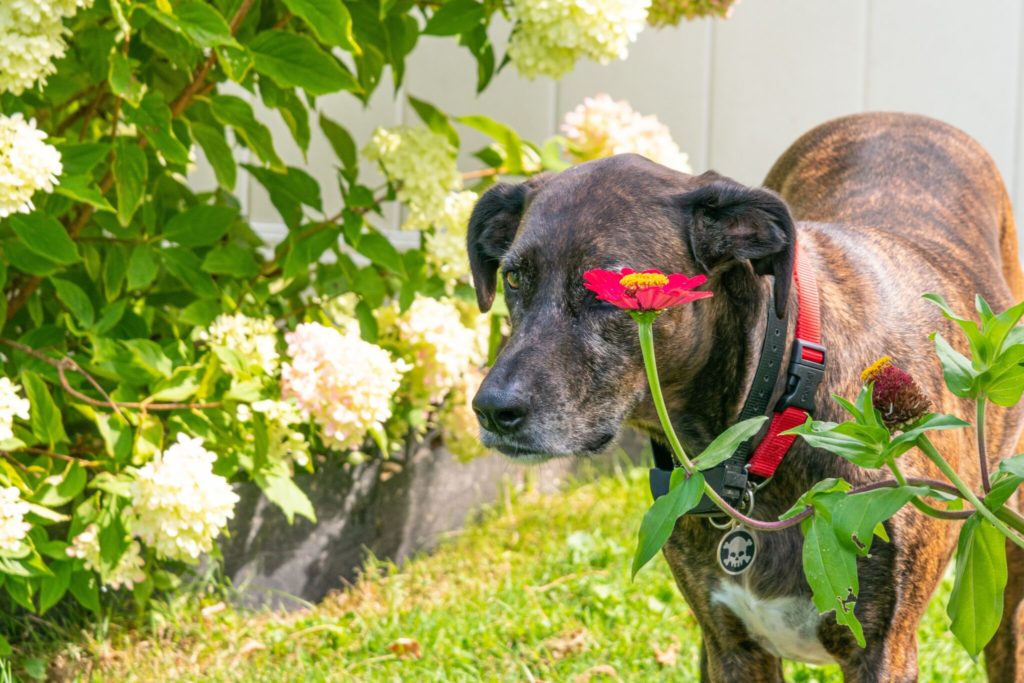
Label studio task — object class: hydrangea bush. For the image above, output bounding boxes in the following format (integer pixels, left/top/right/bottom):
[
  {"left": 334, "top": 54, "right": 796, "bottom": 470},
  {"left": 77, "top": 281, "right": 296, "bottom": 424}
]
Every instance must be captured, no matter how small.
[{"left": 0, "top": 0, "right": 709, "bottom": 648}]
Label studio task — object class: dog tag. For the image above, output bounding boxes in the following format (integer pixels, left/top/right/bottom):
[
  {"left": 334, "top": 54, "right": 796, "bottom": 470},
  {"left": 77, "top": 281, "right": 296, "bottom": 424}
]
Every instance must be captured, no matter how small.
[{"left": 718, "top": 527, "right": 756, "bottom": 575}]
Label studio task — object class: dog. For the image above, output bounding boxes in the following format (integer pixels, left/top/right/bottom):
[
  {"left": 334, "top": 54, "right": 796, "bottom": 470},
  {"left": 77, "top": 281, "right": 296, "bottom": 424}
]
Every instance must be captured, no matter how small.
[{"left": 466, "top": 112, "right": 1024, "bottom": 681}]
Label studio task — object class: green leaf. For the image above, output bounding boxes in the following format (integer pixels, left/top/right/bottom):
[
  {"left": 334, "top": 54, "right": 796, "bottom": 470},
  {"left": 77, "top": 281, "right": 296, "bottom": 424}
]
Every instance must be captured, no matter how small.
[
  {"left": 356, "top": 232, "right": 403, "bottom": 276},
  {"left": 260, "top": 78, "right": 311, "bottom": 153},
  {"left": 801, "top": 499, "right": 865, "bottom": 646},
  {"left": 201, "top": 244, "right": 259, "bottom": 278},
  {"left": 191, "top": 122, "right": 236, "bottom": 191},
  {"left": 423, "top": 0, "right": 485, "bottom": 36},
  {"left": 281, "top": 0, "right": 359, "bottom": 53},
  {"left": 3, "top": 240, "right": 61, "bottom": 276},
  {"left": 21, "top": 371, "right": 68, "bottom": 448},
  {"left": 102, "top": 244, "right": 128, "bottom": 302},
  {"left": 68, "top": 570, "right": 101, "bottom": 615},
  {"left": 457, "top": 114, "right": 525, "bottom": 174},
  {"left": 51, "top": 279, "right": 95, "bottom": 327},
  {"left": 832, "top": 486, "right": 928, "bottom": 553},
  {"left": 320, "top": 114, "right": 357, "bottom": 171},
  {"left": 163, "top": 204, "right": 238, "bottom": 246},
  {"left": 34, "top": 461, "right": 88, "bottom": 507},
  {"left": 408, "top": 95, "right": 459, "bottom": 147},
  {"left": 55, "top": 143, "right": 109, "bottom": 177},
  {"left": 126, "top": 245, "right": 159, "bottom": 291},
  {"left": 924, "top": 293, "right": 989, "bottom": 366},
  {"left": 631, "top": 471, "right": 704, "bottom": 578},
  {"left": 947, "top": 517, "right": 1007, "bottom": 657},
  {"left": 139, "top": 1, "right": 239, "bottom": 49},
  {"left": 9, "top": 214, "right": 80, "bottom": 265},
  {"left": 122, "top": 339, "right": 173, "bottom": 380},
  {"left": 885, "top": 413, "right": 971, "bottom": 460},
  {"left": 38, "top": 560, "right": 72, "bottom": 615},
  {"left": 691, "top": 416, "right": 767, "bottom": 471},
  {"left": 983, "top": 347, "right": 1024, "bottom": 407},
  {"left": 784, "top": 418, "right": 889, "bottom": 468},
  {"left": 256, "top": 470, "right": 316, "bottom": 524},
  {"left": 54, "top": 175, "right": 116, "bottom": 212},
  {"left": 210, "top": 95, "right": 284, "bottom": 170},
  {"left": 249, "top": 30, "right": 359, "bottom": 96},
  {"left": 108, "top": 51, "right": 145, "bottom": 107},
  {"left": 112, "top": 139, "right": 147, "bottom": 227},
  {"left": 932, "top": 332, "right": 977, "bottom": 397},
  {"left": 162, "top": 248, "right": 218, "bottom": 298},
  {"left": 125, "top": 92, "right": 190, "bottom": 165},
  {"left": 215, "top": 44, "right": 254, "bottom": 82},
  {"left": 245, "top": 164, "right": 321, "bottom": 228}
]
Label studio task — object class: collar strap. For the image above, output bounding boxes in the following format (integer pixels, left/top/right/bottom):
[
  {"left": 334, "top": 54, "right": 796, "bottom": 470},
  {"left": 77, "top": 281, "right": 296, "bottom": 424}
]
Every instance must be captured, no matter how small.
[{"left": 649, "top": 243, "right": 826, "bottom": 508}]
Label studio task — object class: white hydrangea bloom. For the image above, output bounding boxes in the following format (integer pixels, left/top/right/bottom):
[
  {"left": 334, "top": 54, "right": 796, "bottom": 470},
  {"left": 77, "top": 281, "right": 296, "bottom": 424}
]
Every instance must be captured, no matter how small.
[
  {"left": 0, "top": 378, "right": 31, "bottom": 444},
  {"left": 282, "top": 323, "right": 406, "bottom": 452},
  {"left": 561, "top": 94, "right": 692, "bottom": 172},
  {"left": 0, "top": 114, "right": 63, "bottom": 218},
  {"left": 397, "top": 296, "right": 485, "bottom": 404},
  {"left": 250, "top": 398, "right": 311, "bottom": 468},
  {"left": 126, "top": 434, "right": 240, "bottom": 562},
  {"left": 508, "top": 0, "right": 650, "bottom": 80},
  {"left": 197, "top": 313, "right": 280, "bottom": 375},
  {"left": 425, "top": 190, "right": 477, "bottom": 284},
  {"left": 364, "top": 126, "right": 462, "bottom": 230},
  {"left": 66, "top": 523, "right": 147, "bottom": 590},
  {"left": 0, "top": 0, "right": 95, "bottom": 95},
  {"left": 0, "top": 486, "right": 30, "bottom": 555},
  {"left": 439, "top": 368, "right": 487, "bottom": 462}
]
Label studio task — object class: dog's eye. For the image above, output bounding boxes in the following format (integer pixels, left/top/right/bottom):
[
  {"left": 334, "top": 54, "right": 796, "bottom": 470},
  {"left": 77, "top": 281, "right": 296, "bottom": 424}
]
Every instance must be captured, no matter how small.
[{"left": 504, "top": 268, "right": 520, "bottom": 290}]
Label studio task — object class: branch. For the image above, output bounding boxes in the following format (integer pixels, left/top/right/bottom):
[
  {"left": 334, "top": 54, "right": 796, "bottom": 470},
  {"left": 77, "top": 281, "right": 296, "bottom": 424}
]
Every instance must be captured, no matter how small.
[{"left": 0, "top": 339, "right": 222, "bottom": 413}]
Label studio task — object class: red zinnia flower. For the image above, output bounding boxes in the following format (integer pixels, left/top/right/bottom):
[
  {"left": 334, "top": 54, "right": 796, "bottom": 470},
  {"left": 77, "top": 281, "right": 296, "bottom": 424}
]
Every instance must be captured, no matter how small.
[
  {"left": 583, "top": 268, "right": 713, "bottom": 311},
  {"left": 861, "top": 356, "right": 932, "bottom": 431}
]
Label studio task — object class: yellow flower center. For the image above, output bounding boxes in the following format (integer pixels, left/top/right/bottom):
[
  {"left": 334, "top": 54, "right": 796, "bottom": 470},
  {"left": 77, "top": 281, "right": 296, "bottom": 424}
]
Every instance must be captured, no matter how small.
[
  {"left": 619, "top": 272, "right": 668, "bottom": 292},
  {"left": 860, "top": 356, "right": 893, "bottom": 383}
]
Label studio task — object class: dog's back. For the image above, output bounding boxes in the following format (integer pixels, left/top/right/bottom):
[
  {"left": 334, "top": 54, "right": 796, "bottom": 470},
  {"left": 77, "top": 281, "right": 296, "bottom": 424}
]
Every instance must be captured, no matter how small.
[{"left": 764, "top": 112, "right": 1024, "bottom": 301}]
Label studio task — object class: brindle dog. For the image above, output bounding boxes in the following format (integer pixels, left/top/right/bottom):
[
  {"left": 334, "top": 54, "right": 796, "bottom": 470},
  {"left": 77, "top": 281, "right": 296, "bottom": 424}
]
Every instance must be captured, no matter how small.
[{"left": 466, "top": 112, "right": 1024, "bottom": 681}]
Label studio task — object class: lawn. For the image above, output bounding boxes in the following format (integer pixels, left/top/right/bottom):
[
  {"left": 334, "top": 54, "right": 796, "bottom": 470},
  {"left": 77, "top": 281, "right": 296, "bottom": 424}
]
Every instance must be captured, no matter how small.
[{"left": 21, "top": 466, "right": 984, "bottom": 682}]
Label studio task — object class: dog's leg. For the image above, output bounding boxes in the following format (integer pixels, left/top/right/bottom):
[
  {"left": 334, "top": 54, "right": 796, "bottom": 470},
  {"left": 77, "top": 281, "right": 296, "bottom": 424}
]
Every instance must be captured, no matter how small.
[
  {"left": 837, "top": 513, "right": 954, "bottom": 683},
  {"left": 700, "top": 634, "right": 784, "bottom": 683}
]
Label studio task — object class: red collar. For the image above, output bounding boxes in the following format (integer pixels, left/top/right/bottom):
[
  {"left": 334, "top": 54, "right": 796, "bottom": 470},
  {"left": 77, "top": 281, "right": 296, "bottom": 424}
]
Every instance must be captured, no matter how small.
[
  {"left": 747, "top": 244, "right": 825, "bottom": 478},
  {"left": 648, "top": 243, "right": 826, "bottom": 504}
]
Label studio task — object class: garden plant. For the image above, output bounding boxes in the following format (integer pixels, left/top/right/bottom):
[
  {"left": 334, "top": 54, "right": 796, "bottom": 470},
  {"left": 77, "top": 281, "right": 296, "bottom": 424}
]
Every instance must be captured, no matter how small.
[
  {"left": 0, "top": 0, "right": 734, "bottom": 662},
  {"left": 620, "top": 266, "right": 1024, "bottom": 659}
]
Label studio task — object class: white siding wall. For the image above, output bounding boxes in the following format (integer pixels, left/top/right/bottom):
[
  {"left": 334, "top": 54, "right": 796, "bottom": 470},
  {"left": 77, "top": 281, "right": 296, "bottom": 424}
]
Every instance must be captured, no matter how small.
[{"left": 224, "top": 0, "right": 1024, "bottom": 233}]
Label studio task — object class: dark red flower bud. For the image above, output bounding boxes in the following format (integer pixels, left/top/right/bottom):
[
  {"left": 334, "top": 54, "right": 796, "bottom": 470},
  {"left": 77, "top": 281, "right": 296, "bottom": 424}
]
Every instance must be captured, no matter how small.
[{"left": 861, "top": 356, "right": 932, "bottom": 431}]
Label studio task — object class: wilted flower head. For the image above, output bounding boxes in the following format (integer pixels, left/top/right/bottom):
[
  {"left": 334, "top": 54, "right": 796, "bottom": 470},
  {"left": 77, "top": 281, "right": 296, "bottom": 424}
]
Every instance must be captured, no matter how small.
[
  {"left": 0, "top": 377, "right": 30, "bottom": 444},
  {"left": 861, "top": 356, "right": 931, "bottom": 431},
  {"left": 364, "top": 126, "right": 461, "bottom": 230},
  {"left": 647, "top": 0, "right": 738, "bottom": 27},
  {"left": 126, "top": 434, "right": 240, "bottom": 562},
  {"left": 0, "top": 113, "right": 62, "bottom": 217},
  {"left": 282, "top": 322, "right": 406, "bottom": 451},
  {"left": 197, "top": 313, "right": 280, "bottom": 376},
  {"left": 0, "top": 486, "right": 30, "bottom": 555},
  {"left": 0, "top": 0, "right": 94, "bottom": 95},
  {"left": 562, "top": 94, "right": 691, "bottom": 172},
  {"left": 508, "top": 0, "right": 651, "bottom": 79}
]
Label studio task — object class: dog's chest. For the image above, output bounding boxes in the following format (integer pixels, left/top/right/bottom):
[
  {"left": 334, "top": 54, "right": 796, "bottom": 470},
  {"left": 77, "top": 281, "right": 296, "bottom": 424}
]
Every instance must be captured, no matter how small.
[{"left": 711, "top": 582, "right": 836, "bottom": 665}]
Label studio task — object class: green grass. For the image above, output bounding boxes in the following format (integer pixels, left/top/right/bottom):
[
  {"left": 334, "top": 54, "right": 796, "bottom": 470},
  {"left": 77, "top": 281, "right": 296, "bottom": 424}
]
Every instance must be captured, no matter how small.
[{"left": 15, "top": 467, "right": 985, "bottom": 681}]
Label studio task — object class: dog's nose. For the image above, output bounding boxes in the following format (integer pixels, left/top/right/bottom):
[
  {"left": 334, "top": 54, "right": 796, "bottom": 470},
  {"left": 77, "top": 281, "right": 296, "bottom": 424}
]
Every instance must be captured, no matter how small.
[{"left": 473, "top": 387, "right": 529, "bottom": 435}]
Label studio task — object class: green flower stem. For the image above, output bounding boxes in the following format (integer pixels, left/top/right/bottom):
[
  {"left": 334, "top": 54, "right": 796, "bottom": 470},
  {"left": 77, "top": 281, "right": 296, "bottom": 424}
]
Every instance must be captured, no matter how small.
[
  {"left": 977, "top": 397, "right": 991, "bottom": 492},
  {"left": 918, "top": 435, "right": 1024, "bottom": 549},
  {"left": 636, "top": 316, "right": 696, "bottom": 474},
  {"left": 636, "top": 316, "right": 812, "bottom": 532},
  {"left": 887, "top": 458, "right": 972, "bottom": 520}
]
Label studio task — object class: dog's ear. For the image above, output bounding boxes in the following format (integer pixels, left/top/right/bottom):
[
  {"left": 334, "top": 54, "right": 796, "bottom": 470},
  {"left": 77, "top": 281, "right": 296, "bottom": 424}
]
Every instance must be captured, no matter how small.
[
  {"left": 678, "top": 174, "right": 796, "bottom": 318},
  {"left": 467, "top": 175, "right": 548, "bottom": 312}
]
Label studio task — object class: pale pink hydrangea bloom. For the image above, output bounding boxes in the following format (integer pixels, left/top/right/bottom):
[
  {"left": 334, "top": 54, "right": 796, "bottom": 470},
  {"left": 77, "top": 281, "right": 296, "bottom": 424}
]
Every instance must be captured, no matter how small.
[
  {"left": 282, "top": 323, "right": 406, "bottom": 451},
  {"left": 561, "top": 94, "right": 692, "bottom": 173}
]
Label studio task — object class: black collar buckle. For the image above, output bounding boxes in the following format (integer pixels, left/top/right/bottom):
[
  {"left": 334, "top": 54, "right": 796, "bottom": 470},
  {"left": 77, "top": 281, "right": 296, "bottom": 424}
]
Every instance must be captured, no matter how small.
[{"left": 777, "top": 339, "right": 826, "bottom": 412}]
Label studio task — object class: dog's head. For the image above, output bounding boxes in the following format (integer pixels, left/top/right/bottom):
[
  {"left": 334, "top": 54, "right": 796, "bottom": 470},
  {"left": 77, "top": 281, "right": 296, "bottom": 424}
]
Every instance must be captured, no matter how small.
[{"left": 467, "top": 154, "right": 795, "bottom": 460}]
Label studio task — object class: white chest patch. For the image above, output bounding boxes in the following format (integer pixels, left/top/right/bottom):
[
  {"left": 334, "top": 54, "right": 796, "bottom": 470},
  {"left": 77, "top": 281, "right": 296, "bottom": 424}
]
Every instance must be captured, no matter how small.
[{"left": 711, "top": 582, "right": 837, "bottom": 665}]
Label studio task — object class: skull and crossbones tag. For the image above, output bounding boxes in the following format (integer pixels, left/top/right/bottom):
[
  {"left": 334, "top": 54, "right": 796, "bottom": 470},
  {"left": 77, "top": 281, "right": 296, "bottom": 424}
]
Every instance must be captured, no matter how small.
[{"left": 717, "top": 528, "right": 756, "bottom": 575}]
